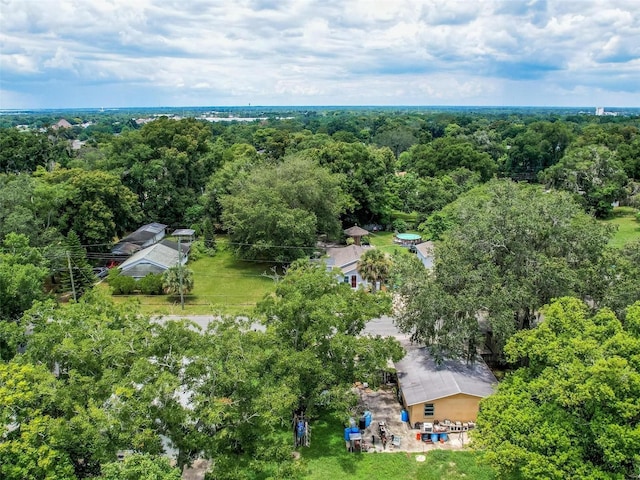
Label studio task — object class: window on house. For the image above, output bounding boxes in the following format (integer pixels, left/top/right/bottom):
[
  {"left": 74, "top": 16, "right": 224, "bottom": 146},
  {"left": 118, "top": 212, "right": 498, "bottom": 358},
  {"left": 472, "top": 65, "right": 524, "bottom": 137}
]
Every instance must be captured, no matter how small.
[
  {"left": 424, "top": 404, "right": 435, "bottom": 416},
  {"left": 343, "top": 276, "right": 350, "bottom": 284},
  {"left": 351, "top": 275, "right": 357, "bottom": 288}
]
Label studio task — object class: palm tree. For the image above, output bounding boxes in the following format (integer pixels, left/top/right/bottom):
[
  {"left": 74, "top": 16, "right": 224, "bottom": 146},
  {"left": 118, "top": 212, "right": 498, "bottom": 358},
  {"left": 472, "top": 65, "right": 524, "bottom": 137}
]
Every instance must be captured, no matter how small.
[
  {"left": 162, "top": 265, "right": 194, "bottom": 296},
  {"left": 357, "top": 249, "right": 391, "bottom": 292}
]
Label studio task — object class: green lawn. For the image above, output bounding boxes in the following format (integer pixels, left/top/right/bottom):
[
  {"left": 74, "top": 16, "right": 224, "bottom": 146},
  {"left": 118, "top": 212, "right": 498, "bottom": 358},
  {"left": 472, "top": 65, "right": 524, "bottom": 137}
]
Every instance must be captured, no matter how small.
[
  {"left": 368, "top": 231, "right": 423, "bottom": 255},
  {"left": 301, "top": 412, "right": 496, "bottom": 480},
  {"left": 106, "top": 239, "right": 278, "bottom": 315},
  {"left": 602, "top": 207, "right": 640, "bottom": 249}
]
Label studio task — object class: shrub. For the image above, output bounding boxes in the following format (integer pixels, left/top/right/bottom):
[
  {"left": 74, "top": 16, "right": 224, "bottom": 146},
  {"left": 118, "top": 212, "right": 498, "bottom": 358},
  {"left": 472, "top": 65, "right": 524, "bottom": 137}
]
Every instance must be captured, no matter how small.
[
  {"left": 345, "top": 237, "right": 355, "bottom": 246},
  {"left": 138, "top": 273, "right": 163, "bottom": 295},
  {"left": 188, "top": 240, "right": 216, "bottom": 262},
  {"left": 109, "top": 273, "right": 136, "bottom": 295},
  {"left": 392, "top": 219, "right": 407, "bottom": 232}
]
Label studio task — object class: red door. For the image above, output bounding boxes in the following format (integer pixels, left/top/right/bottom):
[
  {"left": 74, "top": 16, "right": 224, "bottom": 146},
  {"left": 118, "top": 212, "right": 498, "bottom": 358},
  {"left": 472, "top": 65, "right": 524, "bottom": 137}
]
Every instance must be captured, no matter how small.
[{"left": 351, "top": 275, "right": 357, "bottom": 288}]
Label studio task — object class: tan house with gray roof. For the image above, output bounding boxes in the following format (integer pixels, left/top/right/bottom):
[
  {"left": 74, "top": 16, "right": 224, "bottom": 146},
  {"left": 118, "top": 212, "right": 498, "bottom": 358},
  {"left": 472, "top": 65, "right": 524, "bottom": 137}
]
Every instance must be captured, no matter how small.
[{"left": 395, "top": 348, "right": 497, "bottom": 425}]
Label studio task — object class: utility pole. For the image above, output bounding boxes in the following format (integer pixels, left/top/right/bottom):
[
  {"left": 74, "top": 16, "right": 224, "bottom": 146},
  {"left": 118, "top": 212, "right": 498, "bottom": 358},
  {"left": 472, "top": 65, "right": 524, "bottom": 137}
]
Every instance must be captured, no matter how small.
[
  {"left": 67, "top": 251, "right": 77, "bottom": 302},
  {"left": 178, "top": 237, "right": 184, "bottom": 310}
]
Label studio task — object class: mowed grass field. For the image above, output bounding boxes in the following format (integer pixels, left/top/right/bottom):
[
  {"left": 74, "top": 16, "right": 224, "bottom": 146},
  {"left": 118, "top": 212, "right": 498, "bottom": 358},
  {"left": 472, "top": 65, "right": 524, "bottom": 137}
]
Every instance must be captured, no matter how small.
[
  {"left": 602, "top": 207, "right": 640, "bottom": 249},
  {"left": 106, "top": 238, "right": 278, "bottom": 315},
  {"left": 368, "top": 231, "right": 423, "bottom": 255},
  {"left": 301, "top": 412, "right": 497, "bottom": 480}
]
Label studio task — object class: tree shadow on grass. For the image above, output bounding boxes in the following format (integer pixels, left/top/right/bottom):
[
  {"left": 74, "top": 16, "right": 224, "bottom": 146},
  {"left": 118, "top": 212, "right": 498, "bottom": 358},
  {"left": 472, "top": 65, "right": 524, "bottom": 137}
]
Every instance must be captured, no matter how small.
[{"left": 301, "top": 412, "right": 365, "bottom": 475}]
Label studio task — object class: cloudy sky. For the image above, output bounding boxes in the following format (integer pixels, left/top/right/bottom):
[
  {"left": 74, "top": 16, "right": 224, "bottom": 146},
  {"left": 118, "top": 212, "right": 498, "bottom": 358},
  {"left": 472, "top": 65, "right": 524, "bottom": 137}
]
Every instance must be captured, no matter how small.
[{"left": 1, "top": 0, "right": 639, "bottom": 109}]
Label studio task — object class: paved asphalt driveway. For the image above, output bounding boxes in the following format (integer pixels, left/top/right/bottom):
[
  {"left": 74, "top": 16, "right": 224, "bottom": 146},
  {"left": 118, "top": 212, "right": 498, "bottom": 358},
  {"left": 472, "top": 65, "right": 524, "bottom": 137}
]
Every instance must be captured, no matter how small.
[{"left": 155, "top": 314, "right": 411, "bottom": 345}]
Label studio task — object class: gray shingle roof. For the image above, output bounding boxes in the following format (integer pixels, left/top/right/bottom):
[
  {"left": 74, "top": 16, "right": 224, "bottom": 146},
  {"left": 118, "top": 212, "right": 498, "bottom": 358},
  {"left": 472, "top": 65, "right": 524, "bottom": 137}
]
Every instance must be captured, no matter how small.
[
  {"left": 119, "top": 242, "right": 183, "bottom": 273},
  {"left": 414, "top": 241, "right": 434, "bottom": 258},
  {"left": 160, "top": 239, "right": 190, "bottom": 255},
  {"left": 324, "top": 245, "right": 370, "bottom": 273},
  {"left": 396, "top": 348, "right": 497, "bottom": 406}
]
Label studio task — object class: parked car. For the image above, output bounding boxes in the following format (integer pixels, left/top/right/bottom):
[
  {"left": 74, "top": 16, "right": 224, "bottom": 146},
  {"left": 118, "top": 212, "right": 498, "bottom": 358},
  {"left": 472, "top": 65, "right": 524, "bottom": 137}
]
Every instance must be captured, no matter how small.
[{"left": 93, "top": 267, "right": 109, "bottom": 279}]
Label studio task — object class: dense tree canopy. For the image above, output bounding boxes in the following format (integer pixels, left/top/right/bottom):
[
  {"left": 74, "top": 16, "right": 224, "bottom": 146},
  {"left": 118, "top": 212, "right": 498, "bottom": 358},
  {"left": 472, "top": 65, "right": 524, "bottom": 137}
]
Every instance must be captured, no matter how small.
[
  {"left": 540, "top": 145, "right": 628, "bottom": 217},
  {"left": 40, "top": 168, "right": 142, "bottom": 246},
  {"left": 0, "top": 128, "right": 70, "bottom": 173},
  {"left": 221, "top": 156, "right": 348, "bottom": 261},
  {"left": 0, "top": 233, "right": 48, "bottom": 322},
  {"left": 1, "top": 108, "right": 640, "bottom": 480},
  {"left": 475, "top": 297, "right": 640, "bottom": 480},
  {"left": 97, "top": 454, "right": 181, "bottom": 480},
  {"left": 257, "top": 259, "right": 403, "bottom": 408},
  {"left": 312, "top": 142, "right": 396, "bottom": 225},
  {"left": 394, "top": 180, "right": 613, "bottom": 360}
]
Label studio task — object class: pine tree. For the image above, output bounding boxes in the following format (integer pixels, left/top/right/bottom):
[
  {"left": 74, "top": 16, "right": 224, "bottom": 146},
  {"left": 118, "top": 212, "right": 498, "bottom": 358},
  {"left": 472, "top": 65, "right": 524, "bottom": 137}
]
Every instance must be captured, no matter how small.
[
  {"left": 60, "top": 230, "right": 95, "bottom": 298},
  {"left": 202, "top": 217, "right": 217, "bottom": 252}
]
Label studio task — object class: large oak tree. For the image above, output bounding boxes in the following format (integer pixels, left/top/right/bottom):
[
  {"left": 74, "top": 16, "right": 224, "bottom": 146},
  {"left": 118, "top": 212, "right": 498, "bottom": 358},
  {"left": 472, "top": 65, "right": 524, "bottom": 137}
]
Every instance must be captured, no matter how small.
[
  {"left": 394, "top": 180, "right": 613, "bottom": 361},
  {"left": 475, "top": 297, "right": 640, "bottom": 479},
  {"left": 221, "top": 156, "right": 348, "bottom": 262}
]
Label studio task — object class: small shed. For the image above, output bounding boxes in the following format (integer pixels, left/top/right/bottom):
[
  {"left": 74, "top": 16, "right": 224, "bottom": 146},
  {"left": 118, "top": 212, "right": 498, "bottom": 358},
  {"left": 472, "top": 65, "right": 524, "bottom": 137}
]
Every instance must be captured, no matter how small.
[
  {"left": 344, "top": 225, "right": 370, "bottom": 246},
  {"left": 414, "top": 241, "right": 435, "bottom": 269},
  {"left": 395, "top": 348, "right": 497, "bottom": 425},
  {"left": 172, "top": 228, "right": 195, "bottom": 243}
]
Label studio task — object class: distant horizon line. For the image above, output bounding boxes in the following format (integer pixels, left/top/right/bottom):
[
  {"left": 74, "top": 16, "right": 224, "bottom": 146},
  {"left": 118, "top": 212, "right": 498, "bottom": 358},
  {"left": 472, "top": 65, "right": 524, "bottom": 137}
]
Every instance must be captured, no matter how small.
[{"left": 2, "top": 104, "right": 639, "bottom": 112}]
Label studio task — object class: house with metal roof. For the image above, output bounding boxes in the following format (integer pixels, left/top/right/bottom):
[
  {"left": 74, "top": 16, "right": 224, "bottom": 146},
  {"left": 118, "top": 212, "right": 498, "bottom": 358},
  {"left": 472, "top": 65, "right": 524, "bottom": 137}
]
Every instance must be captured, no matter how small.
[
  {"left": 118, "top": 239, "right": 189, "bottom": 279},
  {"left": 111, "top": 223, "right": 168, "bottom": 260},
  {"left": 324, "top": 245, "right": 372, "bottom": 289},
  {"left": 395, "top": 348, "right": 497, "bottom": 425},
  {"left": 122, "top": 222, "right": 167, "bottom": 248}
]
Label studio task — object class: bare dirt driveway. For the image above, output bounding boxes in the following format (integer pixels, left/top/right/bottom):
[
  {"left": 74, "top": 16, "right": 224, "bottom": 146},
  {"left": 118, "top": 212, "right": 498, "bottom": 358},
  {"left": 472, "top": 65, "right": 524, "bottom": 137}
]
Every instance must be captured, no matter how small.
[{"left": 352, "top": 383, "right": 471, "bottom": 454}]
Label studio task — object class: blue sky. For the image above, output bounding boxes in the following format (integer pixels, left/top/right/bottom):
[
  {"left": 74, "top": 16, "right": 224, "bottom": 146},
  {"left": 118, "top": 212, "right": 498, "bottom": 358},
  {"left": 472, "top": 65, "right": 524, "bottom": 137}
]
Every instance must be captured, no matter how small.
[{"left": 1, "top": 0, "right": 639, "bottom": 108}]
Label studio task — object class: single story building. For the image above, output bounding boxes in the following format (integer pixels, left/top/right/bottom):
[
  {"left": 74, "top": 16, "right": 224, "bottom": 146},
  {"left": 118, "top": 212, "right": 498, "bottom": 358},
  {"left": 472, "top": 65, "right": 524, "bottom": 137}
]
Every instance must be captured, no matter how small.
[
  {"left": 414, "top": 241, "right": 435, "bottom": 269},
  {"left": 324, "top": 245, "right": 371, "bottom": 289},
  {"left": 395, "top": 348, "right": 497, "bottom": 425},
  {"left": 119, "top": 222, "right": 167, "bottom": 249},
  {"left": 172, "top": 228, "right": 196, "bottom": 244},
  {"left": 119, "top": 239, "right": 189, "bottom": 279}
]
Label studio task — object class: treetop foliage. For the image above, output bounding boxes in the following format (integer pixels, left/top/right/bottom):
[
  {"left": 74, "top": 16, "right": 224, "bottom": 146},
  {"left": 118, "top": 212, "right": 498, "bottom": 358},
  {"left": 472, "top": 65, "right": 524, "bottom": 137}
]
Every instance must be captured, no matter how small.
[{"left": 475, "top": 297, "right": 640, "bottom": 480}]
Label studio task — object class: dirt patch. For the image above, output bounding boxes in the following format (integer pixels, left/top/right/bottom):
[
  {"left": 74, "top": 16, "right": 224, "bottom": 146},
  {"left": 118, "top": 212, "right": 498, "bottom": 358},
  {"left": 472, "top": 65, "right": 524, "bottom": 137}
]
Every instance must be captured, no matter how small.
[
  {"left": 182, "top": 459, "right": 211, "bottom": 480},
  {"left": 352, "top": 384, "right": 471, "bottom": 454}
]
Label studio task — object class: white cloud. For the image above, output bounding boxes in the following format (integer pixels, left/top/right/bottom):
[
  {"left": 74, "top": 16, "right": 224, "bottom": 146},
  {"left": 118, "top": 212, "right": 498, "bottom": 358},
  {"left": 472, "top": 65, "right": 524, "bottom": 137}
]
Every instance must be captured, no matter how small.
[{"left": 0, "top": 0, "right": 638, "bottom": 108}]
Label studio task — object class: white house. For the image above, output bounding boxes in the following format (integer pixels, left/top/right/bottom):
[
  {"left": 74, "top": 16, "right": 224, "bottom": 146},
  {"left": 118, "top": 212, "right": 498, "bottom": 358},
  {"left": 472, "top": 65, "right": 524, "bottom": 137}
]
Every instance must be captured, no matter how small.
[
  {"left": 414, "top": 241, "right": 435, "bottom": 269},
  {"left": 324, "top": 245, "right": 372, "bottom": 289},
  {"left": 119, "top": 240, "right": 189, "bottom": 279}
]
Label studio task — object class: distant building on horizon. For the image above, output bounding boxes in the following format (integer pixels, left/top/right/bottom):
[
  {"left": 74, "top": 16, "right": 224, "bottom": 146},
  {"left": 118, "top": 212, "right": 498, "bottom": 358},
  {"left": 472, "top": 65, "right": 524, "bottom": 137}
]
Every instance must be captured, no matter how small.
[
  {"left": 52, "top": 118, "right": 72, "bottom": 129},
  {"left": 595, "top": 107, "right": 618, "bottom": 117}
]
